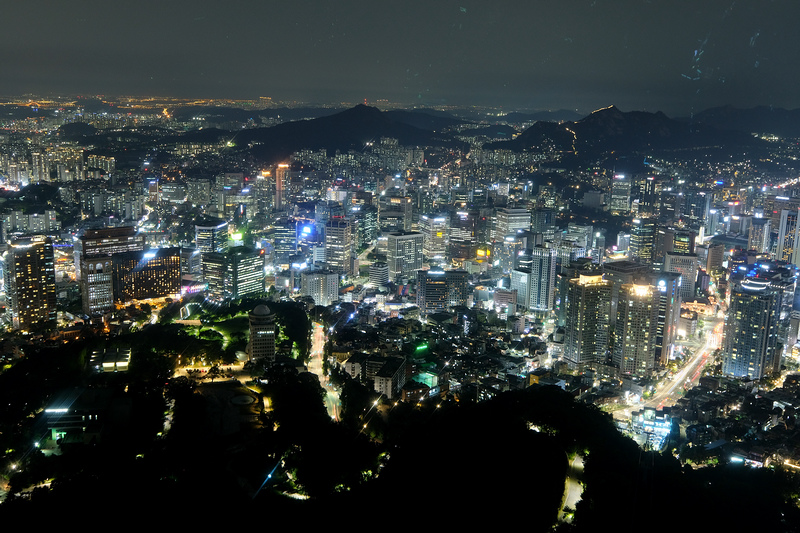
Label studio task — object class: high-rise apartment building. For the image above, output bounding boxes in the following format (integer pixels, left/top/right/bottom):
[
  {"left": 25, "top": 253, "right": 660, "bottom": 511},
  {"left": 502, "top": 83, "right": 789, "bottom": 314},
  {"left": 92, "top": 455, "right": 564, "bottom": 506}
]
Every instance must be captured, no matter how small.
[
  {"left": 5, "top": 236, "right": 56, "bottom": 330},
  {"left": 613, "top": 283, "right": 658, "bottom": 377},
  {"left": 563, "top": 274, "right": 612, "bottom": 369}
]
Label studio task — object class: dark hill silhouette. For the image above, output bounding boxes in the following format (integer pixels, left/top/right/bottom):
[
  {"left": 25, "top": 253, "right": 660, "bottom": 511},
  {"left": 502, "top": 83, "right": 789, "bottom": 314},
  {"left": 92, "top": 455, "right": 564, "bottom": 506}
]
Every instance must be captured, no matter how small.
[
  {"left": 486, "top": 105, "right": 760, "bottom": 157},
  {"left": 230, "top": 104, "right": 467, "bottom": 163}
]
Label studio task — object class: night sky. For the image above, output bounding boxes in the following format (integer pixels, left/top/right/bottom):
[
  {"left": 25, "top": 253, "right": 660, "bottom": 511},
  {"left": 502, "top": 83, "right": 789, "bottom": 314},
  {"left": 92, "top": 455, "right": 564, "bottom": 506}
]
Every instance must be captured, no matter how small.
[{"left": 3, "top": 0, "right": 799, "bottom": 115}]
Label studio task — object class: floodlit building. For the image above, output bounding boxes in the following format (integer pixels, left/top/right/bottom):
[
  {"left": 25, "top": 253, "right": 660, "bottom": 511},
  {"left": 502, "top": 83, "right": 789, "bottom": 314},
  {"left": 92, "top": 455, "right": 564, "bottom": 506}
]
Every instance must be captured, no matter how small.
[
  {"left": 563, "top": 274, "right": 611, "bottom": 369},
  {"left": 613, "top": 283, "right": 659, "bottom": 377},
  {"left": 4, "top": 235, "right": 56, "bottom": 331}
]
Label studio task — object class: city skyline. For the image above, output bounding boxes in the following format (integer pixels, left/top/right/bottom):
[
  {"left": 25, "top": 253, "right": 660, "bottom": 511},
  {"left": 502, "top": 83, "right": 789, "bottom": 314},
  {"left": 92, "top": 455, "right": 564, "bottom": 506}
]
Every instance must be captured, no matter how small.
[{"left": 2, "top": 1, "right": 799, "bottom": 115}]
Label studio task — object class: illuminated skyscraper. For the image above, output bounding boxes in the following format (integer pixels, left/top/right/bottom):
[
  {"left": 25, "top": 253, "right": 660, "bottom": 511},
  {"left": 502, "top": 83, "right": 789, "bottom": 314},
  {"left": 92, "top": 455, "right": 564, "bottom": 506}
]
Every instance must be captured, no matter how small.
[
  {"left": 629, "top": 218, "right": 656, "bottom": 264},
  {"left": 748, "top": 218, "right": 772, "bottom": 254},
  {"left": 112, "top": 248, "right": 182, "bottom": 302},
  {"left": 613, "top": 283, "right": 658, "bottom": 377},
  {"left": 325, "top": 218, "right": 356, "bottom": 277},
  {"left": 776, "top": 208, "right": 800, "bottom": 263},
  {"left": 202, "top": 247, "right": 265, "bottom": 302},
  {"left": 419, "top": 214, "right": 448, "bottom": 261},
  {"left": 195, "top": 216, "right": 228, "bottom": 254},
  {"left": 563, "top": 274, "right": 611, "bottom": 369},
  {"left": 416, "top": 269, "right": 469, "bottom": 314},
  {"left": 301, "top": 269, "right": 339, "bottom": 307},
  {"left": 663, "top": 252, "right": 698, "bottom": 301},
  {"left": 387, "top": 231, "right": 423, "bottom": 280},
  {"left": 78, "top": 226, "right": 145, "bottom": 315},
  {"left": 274, "top": 163, "right": 289, "bottom": 212},
  {"left": 493, "top": 207, "right": 531, "bottom": 242},
  {"left": 609, "top": 174, "right": 632, "bottom": 213},
  {"left": 5, "top": 236, "right": 56, "bottom": 331},
  {"left": 511, "top": 246, "right": 557, "bottom": 313},
  {"left": 722, "top": 278, "right": 781, "bottom": 380}
]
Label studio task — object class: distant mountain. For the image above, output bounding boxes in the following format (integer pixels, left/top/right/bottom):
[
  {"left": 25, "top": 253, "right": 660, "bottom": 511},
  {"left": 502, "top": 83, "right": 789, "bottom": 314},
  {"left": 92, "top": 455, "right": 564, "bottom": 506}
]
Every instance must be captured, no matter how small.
[
  {"left": 225, "top": 105, "right": 467, "bottom": 163},
  {"left": 384, "top": 109, "right": 466, "bottom": 131},
  {"left": 170, "top": 106, "right": 345, "bottom": 125},
  {"left": 56, "top": 122, "right": 98, "bottom": 140},
  {"left": 486, "top": 105, "right": 760, "bottom": 157},
  {"left": 689, "top": 105, "right": 800, "bottom": 137},
  {"left": 502, "top": 110, "right": 584, "bottom": 123},
  {"left": 458, "top": 124, "right": 519, "bottom": 140}
]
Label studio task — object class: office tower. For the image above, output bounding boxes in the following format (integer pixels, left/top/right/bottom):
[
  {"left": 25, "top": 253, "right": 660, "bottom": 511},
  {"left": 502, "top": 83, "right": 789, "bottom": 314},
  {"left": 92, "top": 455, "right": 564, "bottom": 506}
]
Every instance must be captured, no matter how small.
[
  {"left": 652, "top": 272, "right": 682, "bottom": 368},
  {"left": 497, "top": 234, "right": 525, "bottom": 273},
  {"left": 201, "top": 247, "right": 265, "bottom": 302},
  {"left": 187, "top": 179, "right": 212, "bottom": 206},
  {"left": 449, "top": 209, "right": 477, "bottom": 262},
  {"left": 563, "top": 274, "right": 612, "bottom": 368},
  {"left": 722, "top": 278, "right": 781, "bottom": 380},
  {"left": 416, "top": 269, "right": 469, "bottom": 314},
  {"left": 777, "top": 208, "right": 800, "bottom": 263},
  {"left": 272, "top": 217, "right": 297, "bottom": 264},
  {"left": 419, "top": 214, "right": 449, "bottom": 261},
  {"left": 378, "top": 194, "right": 413, "bottom": 232},
  {"left": 387, "top": 231, "right": 423, "bottom": 280},
  {"left": 194, "top": 216, "right": 228, "bottom": 253},
  {"left": 531, "top": 208, "right": 556, "bottom": 235},
  {"left": 514, "top": 246, "right": 557, "bottom": 312},
  {"left": 78, "top": 226, "right": 146, "bottom": 315},
  {"left": 663, "top": 252, "right": 698, "bottom": 301},
  {"left": 493, "top": 207, "right": 531, "bottom": 242},
  {"left": 609, "top": 174, "right": 632, "bottom": 213},
  {"left": 248, "top": 304, "right": 276, "bottom": 364},
  {"left": 638, "top": 176, "right": 658, "bottom": 217},
  {"left": 5, "top": 236, "right": 56, "bottom": 330},
  {"left": 748, "top": 218, "right": 772, "bottom": 254},
  {"left": 325, "top": 218, "right": 356, "bottom": 277},
  {"left": 351, "top": 204, "right": 378, "bottom": 248},
  {"left": 301, "top": 269, "right": 339, "bottom": 307},
  {"left": 112, "top": 248, "right": 181, "bottom": 303},
  {"left": 613, "top": 283, "right": 659, "bottom": 377},
  {"left": 629, "top": 218, "right": 656, "bottom": 264},
  {"left": 654, "top": 226, "right": 696, "bottom": 266},
  {"left": 510, "top": 269, "right": 531, "bottom": 313},
  {"left": 369, "top": 262, "right": 389, "bottom": 286},
  {"left": 273, "top": 163, "right": 289, "bottom": 212}
]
